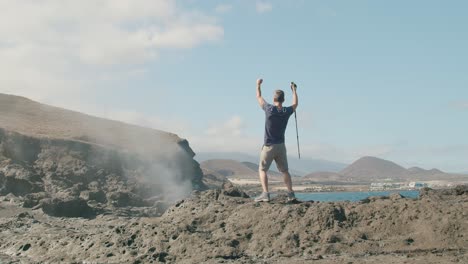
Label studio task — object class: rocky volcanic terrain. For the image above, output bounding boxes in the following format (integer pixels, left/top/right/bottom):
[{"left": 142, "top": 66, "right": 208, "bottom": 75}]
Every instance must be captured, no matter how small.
[{"left": 0, "top": 185, "right": 467, "bottom": 263}]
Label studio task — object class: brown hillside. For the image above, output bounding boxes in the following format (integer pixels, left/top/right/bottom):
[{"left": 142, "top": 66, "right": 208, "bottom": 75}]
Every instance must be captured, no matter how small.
[
  {"left": 339, "top": 156, "right": 468, "bottom": 183},
  {"left": 200, "top": 159, "right": 258, "bottom": 178},
  {"left": 200, "top": 167, "right": 227, "bottom": 189},
  {"left": 200, "top": 159, "right": 282, "bottom": 179},
  {"left": 241, "top": 161, "right": 282, "bottom": 177},
  {"left": 407, "top": 167, "right": 426, "bottom": 173},
  {"left": 0, "top": 93, "right": 185, "bottom": 156},
  {"left": 340, "top": 156, "right": 407, "bottom": 181}
]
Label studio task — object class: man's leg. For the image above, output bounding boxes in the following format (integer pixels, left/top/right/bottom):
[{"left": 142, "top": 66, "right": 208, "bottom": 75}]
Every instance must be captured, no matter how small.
[
  {"left": 275, "top": 143, "right": 294, "bottom": 194},
  {"left": 256, "top": 145, "right": 274, "bottom": 202},
  {"left": 282, "top": 171, "right": 293, "bottom": 192},
  {"left": 259, "top": 145, "right": 273, "bottom": 192},
  {"left": 259, "top": 169, "right": 269, "bottom": 193}
]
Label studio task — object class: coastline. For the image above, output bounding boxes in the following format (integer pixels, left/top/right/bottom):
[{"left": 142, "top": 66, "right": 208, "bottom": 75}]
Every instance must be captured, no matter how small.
[{"left": 227, "top": 177, "right": 466, "bottom": 195}]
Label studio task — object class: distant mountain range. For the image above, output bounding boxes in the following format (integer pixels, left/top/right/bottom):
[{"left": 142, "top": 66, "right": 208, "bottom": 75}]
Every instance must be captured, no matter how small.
[
  {"left": 305, "top": 156, "right": 468, "bottom": 183},
  {"left": 197, "top": 153, "right": 468, "bottom": 184},
  {"left": 195, "top": 152, "right": 348, "bottom": 176}
]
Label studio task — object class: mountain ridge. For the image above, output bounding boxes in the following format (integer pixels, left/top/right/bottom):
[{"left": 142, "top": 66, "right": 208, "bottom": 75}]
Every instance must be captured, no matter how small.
[
  {"left": 339, "top": 156, "right": 408, "bottom": 181},
  {"left": 0, "top": 93, "right": 185, "bottom": 155},
  {"left": 195, "top": 151, "right": 348, "bottom": 175},
  {"left": 306, "top": 156, "right": 468, "bottom": 183}
]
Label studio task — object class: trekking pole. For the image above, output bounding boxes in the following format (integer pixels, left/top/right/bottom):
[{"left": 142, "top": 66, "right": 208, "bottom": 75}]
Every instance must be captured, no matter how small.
[{"left": 291, "top": 82, "right": 301, "bottom": 159}]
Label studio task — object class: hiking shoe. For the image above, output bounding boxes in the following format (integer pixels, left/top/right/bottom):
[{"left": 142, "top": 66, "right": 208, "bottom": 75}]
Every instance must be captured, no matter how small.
[
  {"left": 287, "top": 191, "right": 296, "bottom": 201},
  {"left": 254, "top": 192, "right": 270, "bottom": 202}
]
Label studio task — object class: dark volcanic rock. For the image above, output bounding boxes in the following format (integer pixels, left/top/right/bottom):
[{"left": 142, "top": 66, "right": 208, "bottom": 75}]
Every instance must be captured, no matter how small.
[
  {"left": 41, "top": 197, "right": 95, "bottom": 218},
  {"left": 0, "top": 163, "right": 42, "bottom": 196},
  {"left": 79, "top": 190, "right": 107, "bottom": 203},
  {"left": 420, "top": 185, "right": 468, "bottom": 200},
  {"left": 453, "top": 185, "right": 468, "bottom": 195},
  {"left": 0, "top": 126, "right": 204, "bottom": 218},
  {"left": 221, "top": 181, "right": 249, "bottom": 198},
  {"left": 22, "top": 192, "right": 49, "bottom": 208},
  {"left": 1, "top": 177, "right": 38, "bottom": 196},
  {"left": 107, "top": 191, "right": 148, "bottom": 207},
  {"left": 0, "top": 187, "right": 467, "bottom": 263}
]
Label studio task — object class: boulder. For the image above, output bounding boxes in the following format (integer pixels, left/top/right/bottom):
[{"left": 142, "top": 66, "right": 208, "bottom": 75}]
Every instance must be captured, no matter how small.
[
  {"left": 23, "top": 192, "right": 49, "bottom": 208},
  {"left": 221, "top": 181, "right": 249, "bottom": 198},
  {"left": 80, "top": 190, "right": 107, "bottom": 203},
  {"left": 1, "top": 177, "right": 39, "bottom": 196},
  {"left": 41, "top": 197, "right": 95, "bottom": 218},
  {"left": 107, "top": 191, "right": 148, "bottom": 207}
]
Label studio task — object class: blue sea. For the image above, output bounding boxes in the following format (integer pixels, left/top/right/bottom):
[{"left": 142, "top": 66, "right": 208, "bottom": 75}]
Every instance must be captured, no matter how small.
[{"left": 296, "top": 190, "right": 419, "bottom": 202}]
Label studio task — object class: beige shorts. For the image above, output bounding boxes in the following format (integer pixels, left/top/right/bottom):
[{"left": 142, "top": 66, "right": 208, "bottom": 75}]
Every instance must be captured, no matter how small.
[{"left": 259, "top": 143, "right": 289, "bottom": 172}]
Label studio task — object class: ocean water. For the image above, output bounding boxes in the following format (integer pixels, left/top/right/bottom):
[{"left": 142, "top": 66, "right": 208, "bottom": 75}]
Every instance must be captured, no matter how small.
[{"left": 296, "top": 190, "right": 419, "bottom": 202}]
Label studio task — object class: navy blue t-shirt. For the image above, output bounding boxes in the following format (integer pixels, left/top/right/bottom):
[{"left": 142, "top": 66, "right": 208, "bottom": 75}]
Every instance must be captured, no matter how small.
[{"left": 262, "top": 103, "right": 294, "bottom": 146}]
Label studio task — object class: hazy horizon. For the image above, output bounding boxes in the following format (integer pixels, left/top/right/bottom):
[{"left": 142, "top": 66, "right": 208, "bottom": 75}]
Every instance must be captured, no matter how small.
[
  {"left": 0, "top": 1, "right": 467, "bottom": 171},
  {"left": 193, "top": 150, "right": 467, "bottom": 174}
]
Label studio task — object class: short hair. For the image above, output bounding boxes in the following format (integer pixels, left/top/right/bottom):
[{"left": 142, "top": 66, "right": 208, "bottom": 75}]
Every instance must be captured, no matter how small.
[{"left": 274, "top": 90, "right": 285, "bottom": 103}]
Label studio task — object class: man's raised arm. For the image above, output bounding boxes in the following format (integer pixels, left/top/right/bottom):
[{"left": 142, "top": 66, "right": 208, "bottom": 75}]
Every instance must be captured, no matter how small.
[
  {"left": 291, "top": 82, "right": 298, "bottom": 111},
  {"left": 256, "top": 78, "right": 266, "bottom": 108}
]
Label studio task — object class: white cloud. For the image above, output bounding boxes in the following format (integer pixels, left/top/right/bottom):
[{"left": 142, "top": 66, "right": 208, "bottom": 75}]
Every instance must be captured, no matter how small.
[
  {"left": 0, "top": 1, "right": 224, "bottom": 66},
  {"left": 256, "top": 1, "right": 273, "bottom": 14},
  {"left": 205, "top": 116, "right": 244, "bottom": 137},
  {"left": 215, "top": 4, "right": 233, "bottom": 14},
  {"left": 0, "top": 0, "right": 223, "bottom": 101},
  {"left": 186, "top": 115, "right": 260, "bottom": 153}
]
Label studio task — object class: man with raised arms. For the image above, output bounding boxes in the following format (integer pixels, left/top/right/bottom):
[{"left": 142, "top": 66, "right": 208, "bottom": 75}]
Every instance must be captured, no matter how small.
[{"left": 255, "top": 78, "right": 298, "bottom": 202}]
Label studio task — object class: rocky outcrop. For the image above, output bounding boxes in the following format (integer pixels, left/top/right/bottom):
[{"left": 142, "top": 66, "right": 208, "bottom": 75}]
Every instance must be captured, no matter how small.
[
  {"left": 0, "top": 187, "right": 466, "bottom": 263},
  {"left": 0, "top": 127, "right": 204, "bottom": 217},
  {"left": 0, "top": 93, "right": 205, "bottom": 217},
  {"left": 40, "top": 196, "right": 96, "bottom": 218}
]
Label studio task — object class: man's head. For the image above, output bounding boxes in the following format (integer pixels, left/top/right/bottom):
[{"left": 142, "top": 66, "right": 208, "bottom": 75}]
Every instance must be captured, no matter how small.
[{"left": 274, "top": 90, "right": 285, "bottom": 103}]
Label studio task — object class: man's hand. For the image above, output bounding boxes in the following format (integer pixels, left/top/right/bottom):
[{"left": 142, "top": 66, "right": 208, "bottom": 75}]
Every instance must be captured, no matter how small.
[
  {"left": 291, "top": 82, "right": 297, "bottom": 92},
  {"left": 256, "top": 78, "right": 265, "bottom": 108},
  {"left": 291, "top": 82, "right": 298, "bottom": 111}
]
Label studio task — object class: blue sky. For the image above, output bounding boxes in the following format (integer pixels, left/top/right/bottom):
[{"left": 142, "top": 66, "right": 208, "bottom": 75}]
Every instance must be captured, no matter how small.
[{"left": 1, "top": 0, "right": 467, "bottom": 172}]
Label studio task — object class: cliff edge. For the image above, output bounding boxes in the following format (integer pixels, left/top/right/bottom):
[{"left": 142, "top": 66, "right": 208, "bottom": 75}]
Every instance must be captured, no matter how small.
[{"left": 0, "top": 93, "right": 204, "bottom": 217}]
